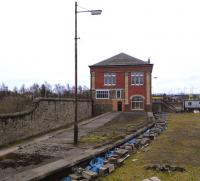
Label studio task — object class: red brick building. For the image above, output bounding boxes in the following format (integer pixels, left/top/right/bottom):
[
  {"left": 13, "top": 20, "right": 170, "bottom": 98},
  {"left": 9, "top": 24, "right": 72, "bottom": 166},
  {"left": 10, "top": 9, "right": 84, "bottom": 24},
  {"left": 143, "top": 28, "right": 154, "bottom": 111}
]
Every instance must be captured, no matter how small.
[{"left": 89, "top": 53, "right": 153, "bottom": 114}]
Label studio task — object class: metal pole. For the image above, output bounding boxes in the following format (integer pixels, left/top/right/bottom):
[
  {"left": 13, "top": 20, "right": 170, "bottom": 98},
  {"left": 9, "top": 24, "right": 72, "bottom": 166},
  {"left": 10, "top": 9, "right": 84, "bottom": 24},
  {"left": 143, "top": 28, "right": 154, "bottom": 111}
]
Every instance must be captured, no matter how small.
[{"left": 74, "top": 1, "right": 78, "bottom": 145}]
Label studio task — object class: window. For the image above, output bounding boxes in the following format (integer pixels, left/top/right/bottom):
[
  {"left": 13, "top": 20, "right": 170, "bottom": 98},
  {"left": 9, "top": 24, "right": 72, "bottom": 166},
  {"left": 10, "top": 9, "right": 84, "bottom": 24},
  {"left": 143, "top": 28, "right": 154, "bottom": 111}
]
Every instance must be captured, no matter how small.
[
  {"left": 131, "top": 96, "right": 144, "bottom": 110},
  {"left": 104, "top": 73, "right": 116, "bottom": 85},
  {"left": 188, "top": 102, "right": 192, "bottom": 106},
  {"left": 131, "top": 71, "right": 144, "bottom": 85},
  {"left": 116, "top": 90, "right": 122, "bottom": 99},
  {"left": 96, "top": 90, "right": 109, "bottom": 99}
]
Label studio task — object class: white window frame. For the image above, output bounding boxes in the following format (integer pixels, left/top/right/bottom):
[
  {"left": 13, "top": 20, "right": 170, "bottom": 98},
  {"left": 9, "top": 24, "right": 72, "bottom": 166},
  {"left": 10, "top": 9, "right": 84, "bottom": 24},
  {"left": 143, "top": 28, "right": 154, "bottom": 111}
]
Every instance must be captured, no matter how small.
[
  {"left": 116, "top": 90, "right": 122, "bottom": 99},
  {"left": 131, "top": 71, "right": 144, "bottom": 86},
  {"left": 131, "top": 96, "right": 144, "bottom": 110},
  {"left": 104, "top": 73, "right": 116, "bottom": 86},
  {"left": 96, "top": 90, "right": 109, "bottom": 99}
]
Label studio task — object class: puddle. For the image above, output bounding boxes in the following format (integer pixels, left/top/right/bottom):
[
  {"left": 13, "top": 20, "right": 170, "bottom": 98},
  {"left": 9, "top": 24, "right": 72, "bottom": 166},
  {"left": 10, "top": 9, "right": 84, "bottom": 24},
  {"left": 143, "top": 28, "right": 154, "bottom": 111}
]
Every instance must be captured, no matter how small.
[{"left": 0, "top": 153, "right": 53, "bottom": 169}]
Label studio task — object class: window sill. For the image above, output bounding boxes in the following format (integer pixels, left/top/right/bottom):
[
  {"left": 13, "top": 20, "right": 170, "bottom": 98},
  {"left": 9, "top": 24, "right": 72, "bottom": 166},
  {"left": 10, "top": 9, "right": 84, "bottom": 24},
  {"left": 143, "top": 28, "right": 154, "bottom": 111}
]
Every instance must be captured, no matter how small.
[
  {"left": 104, "top": 84, "right": 116, "bottom": 86},
  {"left": 131, "top": 109, "right": 144, "bottom": 111},
  {"left": 131, "top": 84, "right": 144, "bottom": 86}
]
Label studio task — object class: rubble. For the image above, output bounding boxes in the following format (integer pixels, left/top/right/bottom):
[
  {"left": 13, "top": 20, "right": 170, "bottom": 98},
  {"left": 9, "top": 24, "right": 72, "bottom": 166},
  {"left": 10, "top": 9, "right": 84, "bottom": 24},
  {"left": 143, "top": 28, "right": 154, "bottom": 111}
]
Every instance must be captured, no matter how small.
[
  {"left": 132, "top": 159, "right": 138, "bottom": 162},
  {"left": 102, "top": 163, "right": 115, "bottom": 173},
  {"left": 82, "top": 170, "right": 98, "bottom": 180},
  {"left": 145, "top": 164, "right": 186, "bottom": 172},
  {"left": 115, "top": 148, "right": 128, "bottom": 157},
  {"left": 143, "top": 177, "right": 161, "bottom": 181},
  {"left": 63, "top": 113, "right": 168, "bottom": 181},
  {"left": 68, "top": 173, "right": 82, "bottom": 180}
]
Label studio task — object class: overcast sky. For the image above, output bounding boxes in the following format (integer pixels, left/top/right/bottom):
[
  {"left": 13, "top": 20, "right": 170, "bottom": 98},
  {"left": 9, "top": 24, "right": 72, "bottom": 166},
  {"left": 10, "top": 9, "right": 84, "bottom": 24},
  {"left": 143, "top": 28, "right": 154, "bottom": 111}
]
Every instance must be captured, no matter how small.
[{"left": 0, "top": 0, "right": 200, "bottom": 94}]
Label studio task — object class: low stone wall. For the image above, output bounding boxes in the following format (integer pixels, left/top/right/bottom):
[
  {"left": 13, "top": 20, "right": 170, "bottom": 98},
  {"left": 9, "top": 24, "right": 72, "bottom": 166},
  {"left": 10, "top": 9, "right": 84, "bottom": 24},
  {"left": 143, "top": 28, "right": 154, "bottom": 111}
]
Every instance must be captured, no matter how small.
[{"left": 0, "top": 98, "right": 92, "bottom": 147}]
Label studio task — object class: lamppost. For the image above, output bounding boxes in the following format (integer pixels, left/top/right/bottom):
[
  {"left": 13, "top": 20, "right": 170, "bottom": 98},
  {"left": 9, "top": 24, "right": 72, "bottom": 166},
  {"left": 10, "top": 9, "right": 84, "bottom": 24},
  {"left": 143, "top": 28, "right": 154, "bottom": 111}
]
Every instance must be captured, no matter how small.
[{"left": 74, "top": 2, "right": 102, "bottom": 145}]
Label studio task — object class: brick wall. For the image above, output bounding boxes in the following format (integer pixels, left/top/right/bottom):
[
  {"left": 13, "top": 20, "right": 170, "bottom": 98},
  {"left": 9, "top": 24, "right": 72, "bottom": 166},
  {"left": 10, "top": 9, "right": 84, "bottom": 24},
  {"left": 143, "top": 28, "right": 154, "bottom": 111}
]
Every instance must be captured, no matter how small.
[
  {"left": 90, "top": 65, "right": 153, "bottom": 112},
  {"left": 0, "top": 98, "right": 92, "bottom": 147}
]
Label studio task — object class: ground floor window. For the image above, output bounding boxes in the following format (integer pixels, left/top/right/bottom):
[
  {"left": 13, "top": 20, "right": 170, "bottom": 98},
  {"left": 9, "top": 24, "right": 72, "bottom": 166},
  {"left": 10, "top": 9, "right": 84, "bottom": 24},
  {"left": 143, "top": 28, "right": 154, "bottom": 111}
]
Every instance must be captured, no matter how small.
[
  {"left": 116, "top": 90, "right": 122, "bottom": 99},
  {"left": 96, "top": 90, "right": 109, "bottom": 99},
  {"left": 131, "top": 96, "right": 144, "bottom": 110}
]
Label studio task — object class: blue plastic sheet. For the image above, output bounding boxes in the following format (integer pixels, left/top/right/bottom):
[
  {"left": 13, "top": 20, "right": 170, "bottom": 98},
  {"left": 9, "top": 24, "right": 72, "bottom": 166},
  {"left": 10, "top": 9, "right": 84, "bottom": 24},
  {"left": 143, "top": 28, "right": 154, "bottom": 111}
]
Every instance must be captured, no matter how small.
[
  {"left": 63, "top": 176, "right": 71, "bottom": 181},
  {"left": 105, "top": 149, "right": 115, "bottom": 158},
  {"left": 86, "top": 157, "right": 105, "bottom": 173},
  {"left": 63, "top": 122, "right": 168, "bottom": 181},
  {"left": 86, "top": 149, "right": 117, "bottom": 173}
]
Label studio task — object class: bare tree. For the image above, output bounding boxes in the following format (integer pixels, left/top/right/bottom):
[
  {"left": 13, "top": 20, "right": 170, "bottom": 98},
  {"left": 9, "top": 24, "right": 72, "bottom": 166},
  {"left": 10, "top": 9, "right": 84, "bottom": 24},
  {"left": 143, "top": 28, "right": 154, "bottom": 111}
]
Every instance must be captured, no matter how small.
[
  {"left": 30, "top": 83, "right": 40, "bottom": 98},
  {"left": 54, "top": 83, "right": 65, "bottom": 97},
  {"left": 19, "top": 84, "right": 26, "bottom": 94},
  {"left": 40, "top": 84, "right": 46, "bottom": 97},
  {"left": 0, "top": 82, "right": 8, "bottom": 91},
  {"left": 78, "top": 85, "right": 83, "bottom": 94},
  {"left": 13, "top": 86, "right": 18, "bottom": 95},
  {"left": 40, "top": 81, "right": 52, "bottom": 97},
  {"left": 0, "top": 82, "right": 9, "bottom": 98}
]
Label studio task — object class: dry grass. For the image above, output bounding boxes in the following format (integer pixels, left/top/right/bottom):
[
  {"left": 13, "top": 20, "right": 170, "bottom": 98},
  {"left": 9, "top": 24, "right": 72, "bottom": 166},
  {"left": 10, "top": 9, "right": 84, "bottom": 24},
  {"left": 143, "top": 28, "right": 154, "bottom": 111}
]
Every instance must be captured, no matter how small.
[
  {"left": 100, "top": 113, "right": 200, "bottom": 181},
  {"left": 80, "top": 112, "right": 151, "bottom": 146},
  {"left": 0, "top": 95, "right": 32, "bottom": 113}
]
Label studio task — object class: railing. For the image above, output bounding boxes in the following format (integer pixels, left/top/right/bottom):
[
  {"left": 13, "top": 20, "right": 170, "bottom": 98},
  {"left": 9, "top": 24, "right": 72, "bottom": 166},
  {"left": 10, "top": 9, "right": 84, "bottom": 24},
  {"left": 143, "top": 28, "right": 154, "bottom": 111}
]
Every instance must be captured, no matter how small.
[{"left": 152, "top": 98, "right": 180, "bottom": 113}]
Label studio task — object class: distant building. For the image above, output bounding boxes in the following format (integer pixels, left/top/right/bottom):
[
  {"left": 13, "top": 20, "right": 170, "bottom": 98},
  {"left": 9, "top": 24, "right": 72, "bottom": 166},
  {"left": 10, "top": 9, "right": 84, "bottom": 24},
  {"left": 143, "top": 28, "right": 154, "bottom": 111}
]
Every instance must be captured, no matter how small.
[{"left": 89, "top": 53, "right": 153, "bottom": 115}]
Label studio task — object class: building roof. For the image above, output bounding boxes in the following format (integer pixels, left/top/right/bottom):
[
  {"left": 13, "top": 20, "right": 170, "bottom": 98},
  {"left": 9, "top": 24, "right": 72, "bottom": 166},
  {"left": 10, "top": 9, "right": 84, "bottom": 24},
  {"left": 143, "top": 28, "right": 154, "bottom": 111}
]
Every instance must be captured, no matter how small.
[{"left": 90, "top": 53, "right": 151, "bottom": 67}]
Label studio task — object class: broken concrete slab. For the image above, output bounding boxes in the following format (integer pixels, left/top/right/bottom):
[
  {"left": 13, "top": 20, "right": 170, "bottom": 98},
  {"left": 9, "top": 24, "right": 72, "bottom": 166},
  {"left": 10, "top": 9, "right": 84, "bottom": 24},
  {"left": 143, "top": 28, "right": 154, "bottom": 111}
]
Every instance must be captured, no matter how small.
[
  {"left": 125, "top": 145, "right": 133, "bottom": 151},
  {"left": 150, "top": 176, "right": 161, "bottom": 181},
  {"left": 115, "top": 148, "right": 128, "bottom": 157},
  {"left": 69, "top": 173, "right": 83, "bottom": 180},
  {"left": 143, "top": 176, "right": 161, "bottom": 181},
  {"left": 116, "top": 154, "right": 130, "bottom": 167},
  {"left": 99, "top": 166, "right": 108, "bottom": 176},
  {"left": 82, "top": 170, "right": 97, "bottom": 180},
  {"left": 108, "top": 157, "right": 118, "bottom": 164},
  {"left": 103, "top": 163, "right": 115, "bottom": 173}
]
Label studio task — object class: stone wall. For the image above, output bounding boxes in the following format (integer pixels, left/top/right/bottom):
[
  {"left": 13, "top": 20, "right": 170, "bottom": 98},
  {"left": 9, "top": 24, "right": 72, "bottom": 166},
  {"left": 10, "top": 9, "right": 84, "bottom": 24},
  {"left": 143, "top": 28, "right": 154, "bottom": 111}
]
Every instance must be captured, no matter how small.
[{"left": 0, "top": 98, "right": 92, "bottom": 147}]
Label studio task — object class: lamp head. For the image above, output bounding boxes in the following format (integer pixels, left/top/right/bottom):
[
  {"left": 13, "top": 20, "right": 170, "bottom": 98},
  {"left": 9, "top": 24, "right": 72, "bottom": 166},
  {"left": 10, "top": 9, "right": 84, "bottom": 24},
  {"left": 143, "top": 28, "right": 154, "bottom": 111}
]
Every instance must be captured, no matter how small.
[{"left": 90, "top": 10, "right": 102, "bottom": 15}]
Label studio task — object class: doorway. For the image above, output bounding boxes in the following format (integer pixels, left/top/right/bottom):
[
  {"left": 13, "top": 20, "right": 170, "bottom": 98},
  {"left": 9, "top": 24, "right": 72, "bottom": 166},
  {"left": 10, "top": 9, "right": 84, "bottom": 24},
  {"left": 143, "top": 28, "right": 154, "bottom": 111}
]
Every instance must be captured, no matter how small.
[{"left": 117, "top": 101, "right": 122, "bottom": 111}]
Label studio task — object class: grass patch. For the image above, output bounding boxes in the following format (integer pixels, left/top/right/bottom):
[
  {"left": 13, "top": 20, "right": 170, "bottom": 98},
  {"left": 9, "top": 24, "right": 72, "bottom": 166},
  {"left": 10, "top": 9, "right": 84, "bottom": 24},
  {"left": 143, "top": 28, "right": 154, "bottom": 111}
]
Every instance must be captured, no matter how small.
[
  {"left": 100, "top": 113, "right": 200, "bottom": 181},
  {"left": 80, "top": 112, "right": 151, "bottom": 147}
]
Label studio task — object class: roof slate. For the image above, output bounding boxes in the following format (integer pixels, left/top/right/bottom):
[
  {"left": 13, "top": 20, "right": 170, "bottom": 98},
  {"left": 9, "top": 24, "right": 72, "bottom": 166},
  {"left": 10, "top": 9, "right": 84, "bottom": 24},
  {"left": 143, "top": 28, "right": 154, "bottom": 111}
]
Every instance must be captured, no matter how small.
[{"left": 90, "top": 53, "right": 149, "bottom": 67}]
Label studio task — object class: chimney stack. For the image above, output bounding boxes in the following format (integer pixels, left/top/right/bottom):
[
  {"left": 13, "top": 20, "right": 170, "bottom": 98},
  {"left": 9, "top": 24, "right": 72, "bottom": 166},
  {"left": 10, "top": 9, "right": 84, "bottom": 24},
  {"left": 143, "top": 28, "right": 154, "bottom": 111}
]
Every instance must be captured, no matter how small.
[{"left": 148, "top": 57, "right": 151, "bottom": 64}]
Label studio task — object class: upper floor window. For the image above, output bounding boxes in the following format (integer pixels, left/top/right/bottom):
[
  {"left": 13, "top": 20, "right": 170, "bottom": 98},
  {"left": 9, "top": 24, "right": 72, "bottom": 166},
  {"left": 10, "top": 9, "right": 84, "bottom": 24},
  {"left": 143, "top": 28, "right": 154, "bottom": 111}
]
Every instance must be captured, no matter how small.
[
  {"left": 104, "top": 73, "right": 116, "bottom": 86},
  {"left": 96, "top": 90, "right": 109, "bottom": 99},
  {"left": 131, "top": 71, "right": 144, "bottom": 85}
]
